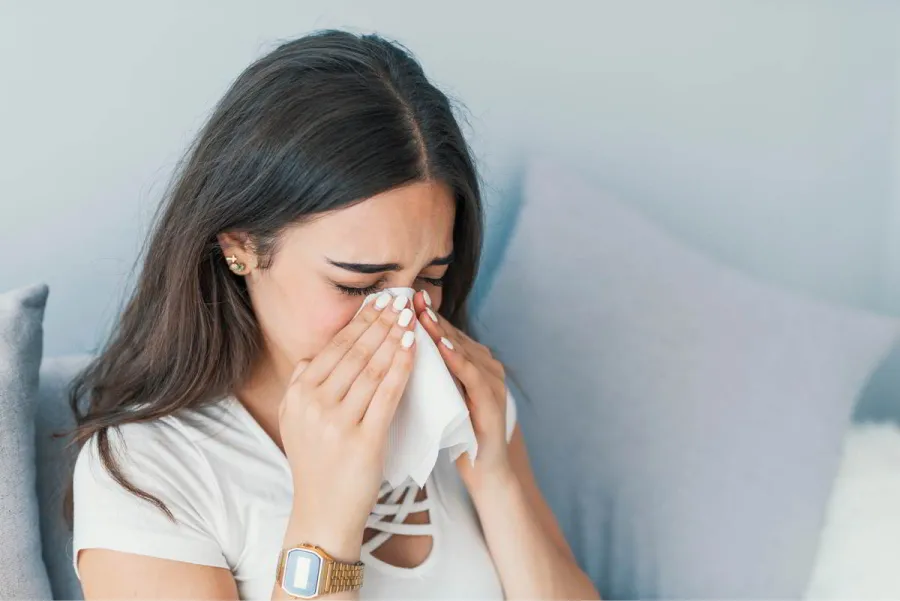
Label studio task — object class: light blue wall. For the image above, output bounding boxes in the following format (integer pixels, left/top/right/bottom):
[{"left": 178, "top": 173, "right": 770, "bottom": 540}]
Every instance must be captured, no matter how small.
[{"left": 1, "top": 0, "right": 899, "bottom": 356}]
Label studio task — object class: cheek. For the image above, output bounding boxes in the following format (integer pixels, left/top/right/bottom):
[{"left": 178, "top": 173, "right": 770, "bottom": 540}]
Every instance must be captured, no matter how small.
[
  {"left": 293, "top": 293, "right": 357, "bottom": 353},
  {"left": 247, "top": 270, "right": 362, "bottom": 363}
]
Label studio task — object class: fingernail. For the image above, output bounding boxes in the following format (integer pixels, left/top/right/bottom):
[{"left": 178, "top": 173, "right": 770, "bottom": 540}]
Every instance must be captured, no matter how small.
[
  {"left": 426, "top": 308, "right": 438, "bottom": 323},
  {"left": 422, "top": 290, "right": 432, "bottom": 307},
  {"left": 392, "top": 295, "right": 408, "bottom": 311},
  {"left": 401, "top": 330, "right": 415, "bottom": 349},
  {"left": 398, "top": 308, "right": 414, "bottom": 327},
  {"left": 440, "top": 337, "right": 454, "bottom": 350},
  {"left": 374, "top": 292, "right": 392, "bottom": 310}
]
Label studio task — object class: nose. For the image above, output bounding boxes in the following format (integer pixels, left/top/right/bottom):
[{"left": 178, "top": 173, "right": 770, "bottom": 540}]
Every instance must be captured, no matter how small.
[{"left": 388, "top": 272, "right": 420, "bottom": 291}]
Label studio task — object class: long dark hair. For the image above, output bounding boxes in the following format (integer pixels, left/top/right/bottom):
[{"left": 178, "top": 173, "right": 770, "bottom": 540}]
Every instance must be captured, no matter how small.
[{"left": 67, "top": 30, "right": 484, "bottom": 519}]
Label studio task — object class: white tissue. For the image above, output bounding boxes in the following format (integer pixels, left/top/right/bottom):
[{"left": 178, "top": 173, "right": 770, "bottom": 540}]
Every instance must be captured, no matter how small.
[{"left": 357, "top": 287, "right": 477, "bottom": 488}]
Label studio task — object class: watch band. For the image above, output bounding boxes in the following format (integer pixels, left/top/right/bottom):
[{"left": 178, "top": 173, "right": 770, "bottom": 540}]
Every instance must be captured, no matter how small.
[{"left": 322, "top": 559, "right": 365, "bottom": 594}]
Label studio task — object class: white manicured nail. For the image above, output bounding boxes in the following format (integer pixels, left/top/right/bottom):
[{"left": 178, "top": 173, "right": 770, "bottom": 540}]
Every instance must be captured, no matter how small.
[
  {"left": 392, "top": 295, "right": 408, "bottom": 311},
  {"left": 398, "top": 308, "right": 414, "bottom": 327},
  {"left": 426, "top": 308, "right": 438, "bottom": 323},
  {"left": 440, "top": 337, "right": 454, "bottom": 350},
  {"left": 422, "top": 290, "right": 432, "bottom": 306},
  {"left": 401, "top": 330, "right": 415, "bottom": 349},
  {"left": 374, "top": 292, "right": 392, "bottom": 310}
]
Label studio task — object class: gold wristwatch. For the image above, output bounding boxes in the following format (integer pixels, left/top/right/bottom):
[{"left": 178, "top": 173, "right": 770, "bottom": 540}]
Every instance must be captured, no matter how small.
[{"left": 276, "top": 543, "right": 364, "bottom": 599}]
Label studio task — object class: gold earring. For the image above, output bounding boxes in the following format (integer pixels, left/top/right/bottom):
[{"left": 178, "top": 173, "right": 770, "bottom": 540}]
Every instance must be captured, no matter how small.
[{"left": 225, "top": 255, "right": 246, "bottom": 274}]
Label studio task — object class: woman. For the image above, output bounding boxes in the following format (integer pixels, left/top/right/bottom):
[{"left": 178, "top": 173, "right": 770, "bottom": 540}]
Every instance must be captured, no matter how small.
[{"left": 70, "top": 30, "right": 599, "bottom": 600}]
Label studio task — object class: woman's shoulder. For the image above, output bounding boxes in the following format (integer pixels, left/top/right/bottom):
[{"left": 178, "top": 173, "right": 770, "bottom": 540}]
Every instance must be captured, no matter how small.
[
  {"left": 71, "top": 402, "right": 236, "bottom": 575},
  {"left": 74, "top": 397, "right": 238, "bottom": 477}
]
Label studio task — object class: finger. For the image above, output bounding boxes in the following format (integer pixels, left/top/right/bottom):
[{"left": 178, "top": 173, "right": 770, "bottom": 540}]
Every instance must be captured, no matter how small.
[
  {"left": 302, "top": 291, "right": 395, "bottom": 385},
  {"left": 415, "top": 296, "right": 448, "bottom": 343},
  {"left": 452, "top": 326, "right": 500, "bottom": 372},
  {"left": 427, "top": 315, "right": 506, "bottom": 407},
  {"left": 459, "top": 332, "right": 496, "bottom": 367},
  {"left": 458, "top": 346, "right": 506, "bottom": 405},
  {"left": 339, "top": 309, "right": 417, "bottom": 421},
  {"left": 474, "top": 348, "right": 504, "bottom": 381},
  {"left": 412, "top": 289, "right": 430, "bottom": 316},
  {"left": 361, "top": 331, "right": 416, "bottom": 434},
  {"left": 436, "top": 335, "right": 494, "bottom": 401},
  {"left": 287, "top": 358, "right": 313, "bottom": 389},
  {"left": 416, "top": 304, "right": 467, "bottom": 352},
  {"left": 445, "top": 323, "right": 487, "bottom": 357},
  {"left": 322, "top": 295, "right": 415, "bottom": 401},
  {"left": 474, "top": 354, "right": 505, "bottom": 392},
  {"left": 417, "top": 307, "right": 498, "bottom": 376}
]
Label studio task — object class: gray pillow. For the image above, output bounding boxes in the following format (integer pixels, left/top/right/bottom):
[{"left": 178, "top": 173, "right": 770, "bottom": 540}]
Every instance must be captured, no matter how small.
[
  {"left": 35, "top": 355, "right": 92, "bottom": 601},
  {"left": 0, "top": 284, "right": 52, "bottom": 599},
  {"left": 473, "top": 159, "right": 900, "bottom": 600}
]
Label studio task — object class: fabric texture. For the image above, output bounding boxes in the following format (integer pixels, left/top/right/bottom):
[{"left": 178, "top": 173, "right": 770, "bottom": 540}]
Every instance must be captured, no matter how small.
[
  {"left": 805, "top": 422, "right": 900, "bottom": 599},
  {"left": 35, "top": 355, "right": 92, "bottom": 600},
  {"left": 0, "top": 284, "right": 53, "bottom": 600},
  {"left": 473, "top": 158, "right": 900, "bottom": 599},
  {"left": 73, "top": 394, "right": 517, "bottom": 600}
]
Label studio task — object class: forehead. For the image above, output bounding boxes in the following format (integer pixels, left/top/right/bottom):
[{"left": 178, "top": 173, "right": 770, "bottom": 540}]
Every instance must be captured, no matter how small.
[{"left": 285, "top": 180, "right": 456, "bottom": 261}]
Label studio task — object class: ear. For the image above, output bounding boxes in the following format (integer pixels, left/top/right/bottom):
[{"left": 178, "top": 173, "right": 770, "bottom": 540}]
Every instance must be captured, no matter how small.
[{"left": 217, "top": 231, "right": 258, "bottom": 271}]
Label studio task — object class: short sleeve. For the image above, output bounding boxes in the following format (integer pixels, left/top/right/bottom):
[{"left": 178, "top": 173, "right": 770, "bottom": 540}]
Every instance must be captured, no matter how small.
[
  {"left": 505, "top": 387, "right": 518, "bottom": 442},
  {"left": 72, "top": 421, "right": 229, "bottom": 577}
]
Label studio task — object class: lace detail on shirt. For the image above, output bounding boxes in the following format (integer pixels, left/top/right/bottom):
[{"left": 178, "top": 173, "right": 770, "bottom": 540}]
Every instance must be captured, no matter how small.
[{"left": 363, "top": 479, "right": 435, "bottom": 559}]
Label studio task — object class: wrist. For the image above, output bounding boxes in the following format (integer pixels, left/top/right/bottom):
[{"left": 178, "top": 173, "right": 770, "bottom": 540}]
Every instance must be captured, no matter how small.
[
  {"left": 465, "top": 462, "right": 519, "bottom": 505},
  {"left": 284, "top": 506, "right": 364, "bottom": 563}
]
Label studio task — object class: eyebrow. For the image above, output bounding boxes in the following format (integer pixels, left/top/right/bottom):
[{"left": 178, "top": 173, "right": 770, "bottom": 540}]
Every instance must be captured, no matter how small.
[{"left": 327, "top": 251, "right": 455, "bottom": 274}]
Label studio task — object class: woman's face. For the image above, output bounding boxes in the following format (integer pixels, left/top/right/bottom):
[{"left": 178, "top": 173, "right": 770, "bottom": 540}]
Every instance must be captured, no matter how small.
[{"left": 237, "top": 180, "right": 456, "bottom": 371}]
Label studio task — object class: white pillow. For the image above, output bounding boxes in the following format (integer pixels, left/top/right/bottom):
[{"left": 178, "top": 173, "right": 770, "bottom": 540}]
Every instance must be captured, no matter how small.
[{"left": 806, "top": 422, "right": 900, "bottom": 599}]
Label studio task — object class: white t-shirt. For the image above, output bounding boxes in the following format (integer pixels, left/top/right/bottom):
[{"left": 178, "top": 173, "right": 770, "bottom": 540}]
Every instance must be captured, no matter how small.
[{"left": 73, "top": 395, "right": 517, "bottom": 600}]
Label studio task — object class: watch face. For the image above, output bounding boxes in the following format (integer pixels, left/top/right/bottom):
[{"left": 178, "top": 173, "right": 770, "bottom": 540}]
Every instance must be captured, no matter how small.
[{"left": 281, "top": 548, "right": 323, "bottom": 599}]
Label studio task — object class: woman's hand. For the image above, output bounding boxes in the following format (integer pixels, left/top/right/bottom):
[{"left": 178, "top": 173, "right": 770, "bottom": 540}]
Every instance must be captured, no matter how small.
[
  {"left": 412, "top": 291, "right": 511, "bottom": 492},
  {"left": 278, "top": 292, "right": 417, "bottom": 556}
]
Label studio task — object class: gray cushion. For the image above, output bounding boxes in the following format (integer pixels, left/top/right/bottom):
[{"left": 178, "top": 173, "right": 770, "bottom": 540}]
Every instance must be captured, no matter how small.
[
  {"left": 35, "top": 355, "right": 91, "bottom": 601},
  {"left": 473, "top": 158, "right": 900, "bottom": 600},
  {"left": 0, "top": 284, "right": 52, "bottom": 600}
]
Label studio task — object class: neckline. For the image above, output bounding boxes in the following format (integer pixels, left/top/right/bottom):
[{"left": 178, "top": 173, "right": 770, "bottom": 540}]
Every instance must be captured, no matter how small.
[{"left": 223, "top": 396, "right": 442, "bottom": 578}]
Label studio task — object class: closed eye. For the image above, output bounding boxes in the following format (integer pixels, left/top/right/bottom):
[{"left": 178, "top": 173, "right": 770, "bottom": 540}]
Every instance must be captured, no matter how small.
[
  {"left": 420, "top": 276, "right": 444, "bottom": 287},
  {"left": 333, "top": 278, "right": 385, "bottom": 297}
]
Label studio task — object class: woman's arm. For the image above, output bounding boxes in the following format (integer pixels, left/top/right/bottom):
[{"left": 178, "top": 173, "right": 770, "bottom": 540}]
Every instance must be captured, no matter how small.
[
  {"left": 78, "top": 550, "right": 239, "bottom": 600},
  {"left": 269, "top": 502, "right": 364, "bottom": 600},
  {"left": 468, "top": 427, "right": 600, "bottom": 600},
  {"left": 78, "top": 498, "right": 363, "bottom": 601}
]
